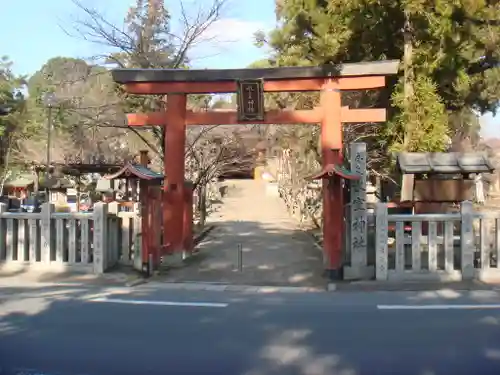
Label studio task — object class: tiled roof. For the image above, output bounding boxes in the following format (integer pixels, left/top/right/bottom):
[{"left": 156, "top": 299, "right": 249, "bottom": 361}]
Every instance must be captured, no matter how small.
[
  {"left": 133, "top": 165, "right": 163, "bottom": 179},
  {"left": 306, "top": 164, "right": 361, "bottom": 180},
  {"left": 397, "top": 152, "right": 495, "bottom": 174},
  {"left": 104, "top": 163, "right": 163, "bottom": 180},
  {"left": 4, "top": 176, "right": 34, "bottom": 188}
]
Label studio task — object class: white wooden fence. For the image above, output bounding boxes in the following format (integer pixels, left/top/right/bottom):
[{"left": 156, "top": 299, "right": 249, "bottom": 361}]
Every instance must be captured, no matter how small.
[
  {"left": 375, "top": 201, "right": 500, "bottom": 282},
  {"left": 0, "top": 201, "right": 139, "bottom": 274},
  {"left": 341, "top": 142, "right": 500, "bottom": 283}
]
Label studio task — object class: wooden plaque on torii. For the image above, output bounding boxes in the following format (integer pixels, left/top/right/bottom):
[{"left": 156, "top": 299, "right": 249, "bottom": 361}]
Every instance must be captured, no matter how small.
[{"left": 237, "top": 79, "right": 265, "bottom": 122}]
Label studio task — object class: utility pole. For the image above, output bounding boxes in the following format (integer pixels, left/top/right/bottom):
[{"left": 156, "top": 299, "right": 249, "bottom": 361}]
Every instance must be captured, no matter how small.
[
  {"left": 43, "top": 93, "right": 57, "bottom": 198},
  {"left": 46, "top": 106, "right": 52, "bottom": 194}
]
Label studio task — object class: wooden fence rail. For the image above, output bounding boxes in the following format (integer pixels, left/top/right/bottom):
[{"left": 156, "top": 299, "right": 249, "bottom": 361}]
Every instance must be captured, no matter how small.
[
  {"left": 375, "top": 201, "right": 500, "bottom": 281},
  {"left": 0, "top": 202, "right": 140, "bottom": 274}
]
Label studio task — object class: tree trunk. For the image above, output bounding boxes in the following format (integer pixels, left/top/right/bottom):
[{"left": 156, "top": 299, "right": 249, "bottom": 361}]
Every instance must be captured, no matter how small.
[
  {"left": 0, "top": 135, "right": 13, "bottom": 196},
  {"left": 402, "top": 10, "right": 414, "bottom": 150},
  {"left": 198, "top": 184, "right": 207, "bottom": 227},
  {"left": 32, "top": 168, "right": 40, "bottom": 194}
]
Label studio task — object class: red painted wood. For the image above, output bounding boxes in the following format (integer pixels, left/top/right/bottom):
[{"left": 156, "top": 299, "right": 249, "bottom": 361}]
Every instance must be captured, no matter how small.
[
  {"left": 122, "top": 76, "right": 386, "bottom": 94},
  {"left": 320, "top": 80, "right": 343, "bottom": 273},
  {"left": 164, "top": 94, "right": 187, "bottom": 252},
  {"left": 139, "top": 181, "right": 149, "bottom": 265},
  {"left": 125, "top": 107, "right": 386, "bottom": 126}
]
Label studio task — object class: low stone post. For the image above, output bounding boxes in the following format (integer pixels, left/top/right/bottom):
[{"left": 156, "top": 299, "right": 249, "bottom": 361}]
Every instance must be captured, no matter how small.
[
  {"left": 0, "top": 203, "right": 6, "bottom": 260},
  {"left": 132, "top": 202, "right": 142, "bottom": 271},
  {"left": 41, "top": 202, "right": 55, "bottom": 263},
  {"left": 375, "top": 203, "right": 389, "bottom": 280},
  {"left": 108, "top": 201, "right": 120, "bottom": 267},
  {"left": 460, "top": 200, "right": 474, "bottom": 279}
]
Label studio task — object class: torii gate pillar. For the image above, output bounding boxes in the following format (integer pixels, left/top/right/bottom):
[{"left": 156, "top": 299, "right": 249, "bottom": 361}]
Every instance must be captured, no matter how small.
[
  {"left": 164, "top": 94, "right": 187, "bottom": 252},
  {"left": 320, "top": 80, "right": 343, "bottom": 278}
]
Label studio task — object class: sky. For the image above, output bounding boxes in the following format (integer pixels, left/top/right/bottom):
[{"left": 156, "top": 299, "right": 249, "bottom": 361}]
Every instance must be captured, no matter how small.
[{"left": 1, "top": 0, "right": 497, "bottom": 137}]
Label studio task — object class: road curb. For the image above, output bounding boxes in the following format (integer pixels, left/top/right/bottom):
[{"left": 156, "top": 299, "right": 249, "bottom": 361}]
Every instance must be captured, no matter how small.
[
  {"left": 193, "top": 224, "right": 216, "bottom": 247},
  {"left": 327, "top": 281, "right": 500, "bottom": 292},
  {"left": 125, "top": 279, "right": 500, "bottom": 293},
  {"left": 123, "top": 225, "right": 216, "bottom": 287},
  {"left": 132, "top": 281, "right": 327, "bottom": 294},
  {"left": 125, "top": 278, "right": 148, "bottom": 287}
]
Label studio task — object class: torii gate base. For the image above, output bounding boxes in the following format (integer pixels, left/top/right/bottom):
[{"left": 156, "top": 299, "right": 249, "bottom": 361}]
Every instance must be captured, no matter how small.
[{"left": 112, "top": 61, "right": 399, "bottom": 279}]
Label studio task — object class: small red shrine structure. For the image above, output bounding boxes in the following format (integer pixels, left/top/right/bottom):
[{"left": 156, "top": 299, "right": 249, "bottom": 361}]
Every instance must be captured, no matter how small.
[
  {"left": 111, "top": 60, "right": 399, "bottom": 279},
  {"left": 104, "top": 162, "right": 163, "bottom": 272},
  {"left": 104, "top": 155, "right": 194, "bottom": 273}
]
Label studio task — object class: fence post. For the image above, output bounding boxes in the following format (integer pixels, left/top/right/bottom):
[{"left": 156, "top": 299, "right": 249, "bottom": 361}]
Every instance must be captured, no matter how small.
[
  {"left": 461, "top": 200, "right": 474, "bottom": 279},
  {"left": 346, "top": 142, "right": 370, "bottom": 279},
  {"left": 108, "top": 201, "right": 119, "bottom": 267},
  {"left": 0, "top": 203, "right": 6, "bottom": 260},
  {"left": 40, "top": 202, "right": 55, "bottom": 264},
  {"left": 93, "top": 202, "right": 108, "bottom": 274},
  {"left": 375, "top": 203, "right": 389, "bottom": 280},
  {"left": 133, "top": 202, "right": 142, "bottom": 271}
]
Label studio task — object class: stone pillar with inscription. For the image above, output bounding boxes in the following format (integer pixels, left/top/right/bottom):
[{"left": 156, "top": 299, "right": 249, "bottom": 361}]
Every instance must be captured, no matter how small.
[
  {"left": 93, "top": 202, "right": 108, "bottom": 274},
  {"left": 344, "top": 142, "right": 373, "bottom": 280}
]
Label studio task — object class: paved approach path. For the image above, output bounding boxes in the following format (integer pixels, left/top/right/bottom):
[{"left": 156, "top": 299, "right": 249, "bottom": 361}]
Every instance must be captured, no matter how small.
[{"left": 164, "top": 179, "right": 326, "bottom": 287}]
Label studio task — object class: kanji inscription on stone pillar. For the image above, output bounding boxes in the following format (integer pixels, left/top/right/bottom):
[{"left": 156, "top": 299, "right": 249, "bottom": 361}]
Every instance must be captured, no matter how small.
[{"left": 350, "top": 142, "right": 368, "bottom": 269}]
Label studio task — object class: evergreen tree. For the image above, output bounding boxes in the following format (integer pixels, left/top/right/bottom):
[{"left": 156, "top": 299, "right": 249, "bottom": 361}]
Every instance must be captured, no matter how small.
[
  {"left": 0, "top": 56, "right": 25, "bottom": 136},
  {"left": 257, "top": 0, "right": 500, "bottom": 159}
]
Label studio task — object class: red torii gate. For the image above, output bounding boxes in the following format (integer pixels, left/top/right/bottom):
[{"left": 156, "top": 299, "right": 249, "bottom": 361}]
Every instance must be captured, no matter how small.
[{"left": 111, "top": 61, "right": 399, "bottom": 279}]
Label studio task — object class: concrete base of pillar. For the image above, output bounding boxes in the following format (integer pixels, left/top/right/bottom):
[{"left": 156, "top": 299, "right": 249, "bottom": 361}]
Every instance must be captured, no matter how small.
[
  {"left": 161, "top": 250, "right": 192, "bottom": 269},
  {"left": 325, "top": 268, "right": 343, "bottom": 281},
  {"left": 343, "top": 265, "right": 375, "bottom": 281}
]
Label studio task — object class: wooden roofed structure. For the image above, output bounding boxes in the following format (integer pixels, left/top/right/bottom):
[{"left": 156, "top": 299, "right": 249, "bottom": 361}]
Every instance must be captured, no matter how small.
[
  {"left": 397, "top": 152, "right": 494, "bottom": 175},
  {"left": 104, "top": 163, "right": 163, "bottom": 181},
  {"left": 397, "top": 152, "right": 495, "bottom": 203}
]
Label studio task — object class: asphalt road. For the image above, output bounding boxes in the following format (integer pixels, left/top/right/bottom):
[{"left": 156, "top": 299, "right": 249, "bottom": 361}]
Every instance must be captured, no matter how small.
[{"left": 1, "top": 284, "right": 500, "bottom": 375}]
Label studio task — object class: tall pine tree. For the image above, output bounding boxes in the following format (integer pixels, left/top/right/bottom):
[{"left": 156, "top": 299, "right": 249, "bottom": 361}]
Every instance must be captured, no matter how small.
[{"left": 256, "top": 0, "right": 500, "bottom": 158}]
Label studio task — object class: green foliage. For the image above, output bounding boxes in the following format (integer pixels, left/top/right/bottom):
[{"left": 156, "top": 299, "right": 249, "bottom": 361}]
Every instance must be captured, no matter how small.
[
  {"left": 105, "top": 0, "right": 192, "bottom": 111},
  {"left": 385, "top": 75, "right": 449, "bottom": 154},
  {"left": 0, "top": 56, "right": 26, "bottom": 137},
  {"left": 107, "top": 0, "right": 179, "bottom": 69},
  {"left": 25, "top": 57, "right": 115, "bottom": 140},
  {"left": 257, "top": 0, "right": 500, "bottom": 168}
]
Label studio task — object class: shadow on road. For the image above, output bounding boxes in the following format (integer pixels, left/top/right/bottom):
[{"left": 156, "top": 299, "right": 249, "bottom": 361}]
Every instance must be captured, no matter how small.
[{"left": 1, "top": 284, "right": 500, "bottom": 374}]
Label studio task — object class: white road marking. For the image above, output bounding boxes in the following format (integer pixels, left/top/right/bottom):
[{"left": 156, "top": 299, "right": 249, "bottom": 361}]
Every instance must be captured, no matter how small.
[
  {"left": 89, "top": 297, "right": 228, "bottom": 308},
  {"left": 378, "top": 304, "right": 500, "bottom": 310}
]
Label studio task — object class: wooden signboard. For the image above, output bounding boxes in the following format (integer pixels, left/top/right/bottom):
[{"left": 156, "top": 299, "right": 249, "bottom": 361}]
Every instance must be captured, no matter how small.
[
  {"left": 413, "top": 179, "right": 474, "bottom": 202},
  {"left": 237, "top": 79, "right": 264, "bottom": 122}
]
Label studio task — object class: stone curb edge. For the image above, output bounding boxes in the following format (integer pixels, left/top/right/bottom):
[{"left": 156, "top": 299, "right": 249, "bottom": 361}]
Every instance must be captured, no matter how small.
[
  {"left": 124, "top": 225, "right": 217, "bottom": 287},
  {"left": 128, "top": 280, "right": 330, "bottom": 293},
  {"left": 125, "top": 280, "right": 500, "bottom": 292},
  {"left": 193, "top": 224, "right": 216, "bottom": 247}
]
